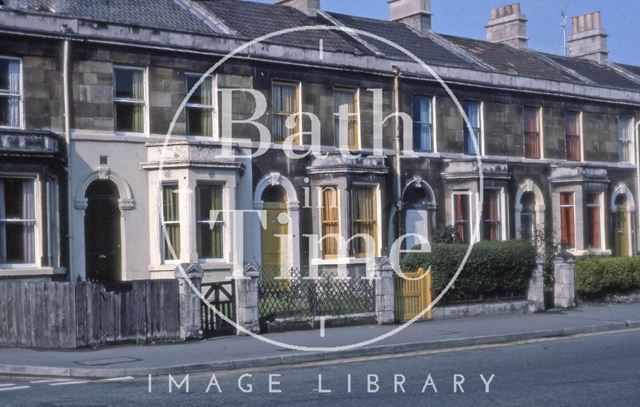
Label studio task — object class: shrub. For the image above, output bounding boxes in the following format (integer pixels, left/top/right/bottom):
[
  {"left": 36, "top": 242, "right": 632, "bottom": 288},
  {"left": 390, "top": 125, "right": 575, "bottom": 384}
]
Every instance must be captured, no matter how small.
[
  {"left": 576, "top": 256, "right": 640, "bottom": 299},
  {"left": 401, "top": 240, "right": 536, "bottom": 304}
]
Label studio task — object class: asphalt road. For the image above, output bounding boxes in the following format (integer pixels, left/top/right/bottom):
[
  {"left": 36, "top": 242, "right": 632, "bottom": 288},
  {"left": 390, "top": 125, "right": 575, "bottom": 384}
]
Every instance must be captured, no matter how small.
[{"left": 1, "top": 329, "right": 639, "bottom": 407}]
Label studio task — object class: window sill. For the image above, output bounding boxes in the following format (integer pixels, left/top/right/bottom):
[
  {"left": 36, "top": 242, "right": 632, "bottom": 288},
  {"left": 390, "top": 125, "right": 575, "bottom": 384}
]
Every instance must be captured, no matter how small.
[{"left": 0, "top": 267, "right": 65, "bottom": 277}]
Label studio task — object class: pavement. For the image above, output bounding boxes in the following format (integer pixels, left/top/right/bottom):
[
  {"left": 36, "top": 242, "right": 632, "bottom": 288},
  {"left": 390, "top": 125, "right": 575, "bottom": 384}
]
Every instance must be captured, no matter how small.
[{"left": 0, "top": 303, "right": 639, "bottom": 379}]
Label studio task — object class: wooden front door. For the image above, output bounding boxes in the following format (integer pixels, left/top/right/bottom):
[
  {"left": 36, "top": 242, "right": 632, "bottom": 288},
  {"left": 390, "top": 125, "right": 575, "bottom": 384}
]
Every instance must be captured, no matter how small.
[
  {"left": 395, "top": 267, "right": 432, "bottom": 322},
  {"left": 261, "top": 202, "right": 290, "bottom": 281},
  {"left": 85, "top": 180, "right": 121, "bottom": 283}
]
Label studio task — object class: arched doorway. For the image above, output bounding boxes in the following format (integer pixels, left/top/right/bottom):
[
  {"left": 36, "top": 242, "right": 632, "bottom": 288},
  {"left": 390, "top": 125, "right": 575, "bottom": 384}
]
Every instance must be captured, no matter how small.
[
  {"left": 85, "top": 180, "right": 121, "bottom": 283},
  {"left": 515, "top": 180, "right": 545, "bottom": 242},
  {"left": 401, "top": 177, "right": 436, "bottom": 250},
  {"left": 614, "top": 194, "right": 632, "bottom": 257},
  {"left": 261, "top": 185, "right": 290, "bottom": 281}
]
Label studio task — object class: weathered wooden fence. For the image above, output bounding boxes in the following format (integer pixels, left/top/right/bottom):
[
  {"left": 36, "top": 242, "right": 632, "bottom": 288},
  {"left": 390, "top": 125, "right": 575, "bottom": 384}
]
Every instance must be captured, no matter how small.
[{"left": 0, "top": 280, "right": 180, "bottom": 348}]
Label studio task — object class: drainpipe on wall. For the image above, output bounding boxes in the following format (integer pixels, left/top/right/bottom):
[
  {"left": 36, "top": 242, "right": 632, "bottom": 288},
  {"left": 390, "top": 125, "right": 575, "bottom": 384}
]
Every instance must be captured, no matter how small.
[
  {"left": 393, "top": 66, "right": 402, "bottom": 252},
  {"left": 62, "top": 38, "right": 74, "bottom": 281}
]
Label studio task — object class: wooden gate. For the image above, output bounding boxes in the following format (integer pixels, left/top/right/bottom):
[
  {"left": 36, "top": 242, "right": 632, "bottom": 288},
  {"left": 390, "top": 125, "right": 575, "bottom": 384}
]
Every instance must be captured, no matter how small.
[
  {"left": 201, "top": 281, "right": 236, "bottom": 337},
  {"left": 395, "top": 267, "right": 432, "bottom": 322}
]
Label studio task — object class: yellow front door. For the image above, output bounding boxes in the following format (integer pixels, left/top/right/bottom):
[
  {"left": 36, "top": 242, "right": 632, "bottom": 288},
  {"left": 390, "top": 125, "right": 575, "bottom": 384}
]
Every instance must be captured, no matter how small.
[
  {"left": 395, "top": 267, "right": 432, "bottom": 322},
  {"left": 615, "top": 210, "right": 630, "bottom": 257},
  {"left": 261, "top": 202, "right": 290, "bottom": 282}
]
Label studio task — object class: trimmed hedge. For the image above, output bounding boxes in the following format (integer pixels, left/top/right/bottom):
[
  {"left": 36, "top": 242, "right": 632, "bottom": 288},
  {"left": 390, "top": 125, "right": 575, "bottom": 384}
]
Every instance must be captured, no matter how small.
[
  {"left": 401, "top": 240, "right": 536, "bottom": 304},
  {"left": 576, "top": 257, "right": 640, "bottom": 299}
]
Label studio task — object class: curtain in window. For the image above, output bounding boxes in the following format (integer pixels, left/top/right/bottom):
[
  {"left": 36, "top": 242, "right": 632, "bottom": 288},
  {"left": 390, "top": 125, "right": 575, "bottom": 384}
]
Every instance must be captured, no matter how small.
[
  {"left": 524, "top": 107, "right": 540, "bottom": 159},
  {"left": 321, "top": 188, "right": 339, "bottom": 257},
  {"left": 0, "top": 180, "right": 5, "bottom": 263},
  {"left": 565, "top": 112, "right": 580, "bottom": 161},
  {"left": 560, "top": 193, "right": 575, "bottom": 248},
  {"left": 587, "top": 194, "right": 601, "bottom": 249},
  {"left": 162, "top": 186, "right": 180, "bottom": 261},
  {"left": 618, "top": 118, "right": 632, "bottom": 163},
  {"left": 131, "top": 70, "right": 144, "bottom": 132},
  {"left": 22, "top": 179, "right": 35, "bottom": 264},
  {"left": 454, "top": 194, "right": 469, "bottom": 243},
  {"left": 197, "top": 185, "right": 223, "bottom": 259},
  {"left": 352, "top": 188, "right": 376, "bottom": 258},
  {"left": 463, "top": 101, "right": 480, "bottom": 155},
  {"left": 412, "top": 97, "right": 432, "bottom": 152},
  {"left": 334, "top": 90, "right": 358, "bottom": 148},
  {"left": 483, "top": 190, "right": 500, "bottom": 241},
  {"left": 273, "top": 83, "right": 297, "bottom": 143},
  {"left": 8, "top": 60, "right": 20, "bottom": 127}
]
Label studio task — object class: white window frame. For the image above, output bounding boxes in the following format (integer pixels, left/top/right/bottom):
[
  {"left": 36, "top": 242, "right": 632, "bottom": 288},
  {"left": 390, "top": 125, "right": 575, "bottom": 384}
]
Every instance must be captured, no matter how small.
[
  {"left": 0, "top": 174, "right": 40, "bottom": 269},
  {"left": 333, "top": 87, "right": 361, "bottom": 150},
  {"left": 161, "top": 182, "right": 181, "bottom": 265},
  {"left": 0, "top": 56, "right": 23, "bottom": 130},
  {"left": 185, "top": 73, "right": 218, "bottom": 140},
  {"left": 113, "top": 65, "right": 148, "bottom": 136},
  {"left": 272, "top": 80, "right": 302, "bottom": 145},
  {"left": 195, "top": 182, "right": 227, "bottom": 263},
  {"left": 618, "top": 116, "right": 635, "bottom": 164}
]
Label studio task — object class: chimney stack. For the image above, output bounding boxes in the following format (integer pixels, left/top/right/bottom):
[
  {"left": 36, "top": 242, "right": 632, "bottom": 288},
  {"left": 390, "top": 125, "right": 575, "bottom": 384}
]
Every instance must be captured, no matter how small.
[
  {"left": 388, "top": 0, "right": 432, "bottom": 34},
  {"left": 485, "top": 3, "right": 528, "bottom": 49},
  {"left": 275, "top": 0, "right": 320, "bottom": 17},
  {"left": 567, "top": 11, "right": 608, "bottom": 63}
]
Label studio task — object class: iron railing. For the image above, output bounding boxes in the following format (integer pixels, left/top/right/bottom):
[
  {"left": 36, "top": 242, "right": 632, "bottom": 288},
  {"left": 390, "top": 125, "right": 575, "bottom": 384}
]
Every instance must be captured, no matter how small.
[{"left": 258, "top": 266, "right": 375, "bottom": 323}]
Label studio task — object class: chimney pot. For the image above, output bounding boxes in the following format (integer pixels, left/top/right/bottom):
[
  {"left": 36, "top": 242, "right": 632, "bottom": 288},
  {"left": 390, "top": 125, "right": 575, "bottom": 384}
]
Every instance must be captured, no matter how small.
[
  {"left": 486, "top": 3, "right": 528, "bottom": 49},
  {"left": 567, "top": 11, "right": 608, "bottom": 63},
  {"left": 275, "top": 0, "right": 320, "bottom": 17},
  {"left": 388, "top": 0, "right": 432, "bottom": 34}
]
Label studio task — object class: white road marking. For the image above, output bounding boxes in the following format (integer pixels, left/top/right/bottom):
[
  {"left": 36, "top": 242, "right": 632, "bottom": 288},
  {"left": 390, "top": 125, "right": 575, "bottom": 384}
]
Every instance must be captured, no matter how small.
[
  {"left": 98, "top": 376, "right": 135, "bottom": 382},
  {"left": 30, "top": 378, "right": 74, "bottom": 384},
  {"left": 0, "top": 383, "right": 15, "bottom": 387},
  {"left": 49, "top": 380, "right": 91, "bottom": 386},
  {"left": 0, "top": 386, "right": 30, "bottom": 392}
]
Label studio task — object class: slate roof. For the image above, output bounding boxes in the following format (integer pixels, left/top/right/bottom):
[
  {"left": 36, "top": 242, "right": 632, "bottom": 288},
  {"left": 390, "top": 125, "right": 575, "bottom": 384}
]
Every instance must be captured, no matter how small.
[
  {"left": 1, "top": 0, "right": 217, "bottom": 34},
  {"left": 2, "top": 0, "right": 640, "bottom": 93}
]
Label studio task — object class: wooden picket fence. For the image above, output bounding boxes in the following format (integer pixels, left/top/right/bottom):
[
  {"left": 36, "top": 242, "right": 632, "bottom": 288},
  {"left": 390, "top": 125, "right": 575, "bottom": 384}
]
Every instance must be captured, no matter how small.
[{"left": 0, "top": 280, "right": 180, "bottom": 348}]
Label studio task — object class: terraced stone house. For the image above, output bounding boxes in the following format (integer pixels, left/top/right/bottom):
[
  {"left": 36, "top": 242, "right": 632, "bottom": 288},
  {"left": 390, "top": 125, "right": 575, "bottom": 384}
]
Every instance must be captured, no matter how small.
[{"left": 1, "top": 0, "right": 639, "bottom": 283}]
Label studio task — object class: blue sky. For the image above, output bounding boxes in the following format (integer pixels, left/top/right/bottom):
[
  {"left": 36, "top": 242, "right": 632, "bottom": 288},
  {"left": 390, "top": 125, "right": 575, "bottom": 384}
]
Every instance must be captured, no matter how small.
[{"left": 255, "top": 0, "right": 640, "bottom": 65}]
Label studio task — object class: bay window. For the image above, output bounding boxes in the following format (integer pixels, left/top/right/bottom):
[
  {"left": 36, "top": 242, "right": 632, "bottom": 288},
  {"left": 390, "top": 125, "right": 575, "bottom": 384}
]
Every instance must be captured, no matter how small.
[
  {"left": 321, "top": 187, "right": 339, "bottom": 259},
  {"left": 0, "top": 178, "right": 35, "bottom": 266},
  {"left": 196, "top": 184, "right": 224, "bottom": 260},
  {"left": 453, "top": 193, "right": 471, "bottom": 244},
  {"left": 161, "top": 184, "right": 180, "bottom": 262},
  {"left": 0, "top": 57, "right": 21, "bottom": 128},
  {"left": 185, "top": 74, "right": 215, "bottom": 138},
  {"left": 565, "top": 111, "right": 581, "bottom": 161},
  {"left": 351, "top": 187, "right": 378, "bottom": 258},
  {"left": 412, "top": 96, "right": 433, "bottom": 152},
  {"left": 524, "top": 106, "right": 541, "bottom": 159},
  {"left": 272, "top": 81, "right": 300, "bottom": 144},
  {"left": 113, "top": 66, "right": 146, "bottom": 134},
  {"left": 334, "top": 88, "right": 360, "bottom": 149},
  {"left": 618, "top": 117, "right": 633, "bottom": 163},
  {"left": 463, "top": 100, "right": 481, "bottom": 155},
  {"left": 560, "top": 192, "right": 575, "bottom": 249}
]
